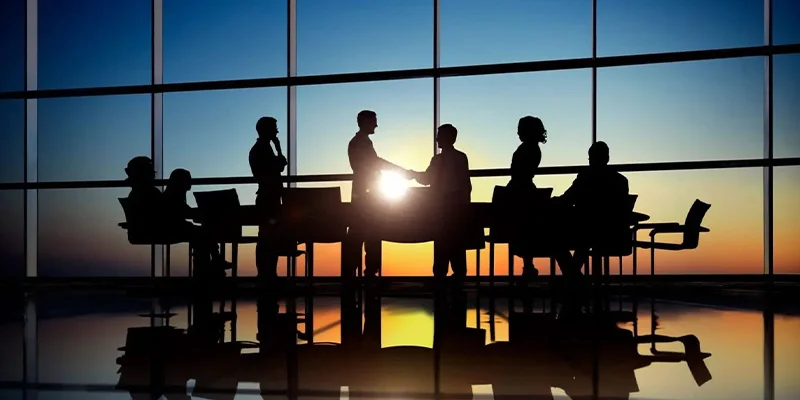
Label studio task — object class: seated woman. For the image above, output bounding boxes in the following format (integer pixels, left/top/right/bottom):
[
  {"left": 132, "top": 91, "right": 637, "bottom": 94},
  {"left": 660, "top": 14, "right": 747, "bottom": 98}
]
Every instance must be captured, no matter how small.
[
  {"left": 506, "top": 116, "right": 548, "bottom": 277},
  {"left": 163, "top": 168, "right": 232, "bottom": 277}
]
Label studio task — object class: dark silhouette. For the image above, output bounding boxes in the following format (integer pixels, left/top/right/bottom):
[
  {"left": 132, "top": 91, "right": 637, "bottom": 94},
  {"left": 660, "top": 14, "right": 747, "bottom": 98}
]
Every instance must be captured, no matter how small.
[
  {"left": 112, "top": 291, "right": 712, "bottom": 400},
  {"left": 507, "top": 116, "right": 548, "bottom": 277},
  {"left": 343, "top": 109, "right": 407, "bottom": 278},
  {"left": 249, "top": 116, "right": 288, "bottom": 280},
  {"left": 554, "top": 141, "right": 630, "bottom": 276},
  {"left": 124, "top": 156, "right": 162, "bottom": 215},
  {"left": 412, "top": 124, "right": 472, "bottom": 279},
  {"left": 123, "top": 157, "right": 229, "bottom": 276},
  {"left": 163, "top": 168, "right": 231, "bottom": 277}
]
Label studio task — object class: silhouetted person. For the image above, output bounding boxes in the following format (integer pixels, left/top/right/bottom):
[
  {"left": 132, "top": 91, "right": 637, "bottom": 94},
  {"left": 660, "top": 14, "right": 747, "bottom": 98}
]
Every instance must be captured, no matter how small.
[
  {"left": 555, "top": 141, "right": 630, "bottom": 275},
  {"left": 250, "top": 116, "right": 288, "bottom": 280},
  {"left": 412, "top": 124, "right": 472, "bottom": 279},
  {"left": 163, "top": 168, "right": 231, "bottom": 276},
  {"left": 125, "top": 156, "right": 161, "bottom": 215},
  {"left": 507, "top": 116, "right": 548, "bottom": 277},
  {"left": 344, "top": 110, "right": 406, "bottom": 278}
]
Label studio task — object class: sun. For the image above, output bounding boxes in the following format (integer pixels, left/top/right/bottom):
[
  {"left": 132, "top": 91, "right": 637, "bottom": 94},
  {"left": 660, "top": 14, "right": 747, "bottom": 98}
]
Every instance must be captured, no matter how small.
[{"left": 378, "top": 170, "right": 409, "bottom": 200}]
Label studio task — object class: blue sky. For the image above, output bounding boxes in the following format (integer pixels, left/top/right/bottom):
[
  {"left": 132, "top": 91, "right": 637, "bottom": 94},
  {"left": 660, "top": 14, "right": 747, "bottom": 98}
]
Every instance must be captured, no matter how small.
[{"left": 0, "top": 0, "right": 799, "bottom": 277}]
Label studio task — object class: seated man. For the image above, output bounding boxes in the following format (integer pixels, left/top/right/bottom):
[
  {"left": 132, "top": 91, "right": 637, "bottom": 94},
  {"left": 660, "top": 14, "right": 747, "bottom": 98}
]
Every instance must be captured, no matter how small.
[
  {"left": 412, "top": 124, "right": 472, "bottom": 279},
  {"left": 554, "top": 141, "right": 630, "bottom": 275},
  {"left": 162, "top": 168, "right": 232, "bottom": 277}
]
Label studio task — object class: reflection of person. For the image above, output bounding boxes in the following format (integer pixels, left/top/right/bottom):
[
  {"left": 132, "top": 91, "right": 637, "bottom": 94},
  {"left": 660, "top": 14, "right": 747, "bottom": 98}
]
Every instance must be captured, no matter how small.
[
  {"left": 249, "top": 116, "right": 289, "bottom": 280},
  {"left": 411, "top": 124, "right": 472, "bottom": 279},
  {"left": 506, "top": 116, "right": 548, "bottom": 278},
  {"left": 343, "top": 110, "right": 407, "bottom": 278}
]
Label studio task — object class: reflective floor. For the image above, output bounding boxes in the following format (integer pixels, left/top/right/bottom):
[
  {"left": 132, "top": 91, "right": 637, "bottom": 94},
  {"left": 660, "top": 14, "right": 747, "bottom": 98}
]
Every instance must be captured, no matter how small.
[{"left": 1, "top": 286, "right": 798, "bottom": 400}]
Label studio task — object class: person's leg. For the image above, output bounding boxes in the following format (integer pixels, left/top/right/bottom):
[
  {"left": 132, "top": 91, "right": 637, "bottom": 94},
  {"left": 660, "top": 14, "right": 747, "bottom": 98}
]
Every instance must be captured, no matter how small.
[
  {"left": 342, "top": 228, "right": 363, "bottom": 278},
  {"left": 255, "top": 233, "right": 279, "bottom": 280},
  {"left": 432, "top": 240, "right": 450, "bottom": 278},
  {"left": 363, "top": 239, "right": 381, "bottom": 277},
  {"left": 449, "top": 246, "right": 467, "bottom": 279}
]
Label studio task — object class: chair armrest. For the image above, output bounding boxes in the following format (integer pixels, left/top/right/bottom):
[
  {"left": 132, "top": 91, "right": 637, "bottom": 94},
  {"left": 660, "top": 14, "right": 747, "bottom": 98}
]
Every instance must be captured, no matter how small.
[
  {"left": 649, "top": 224, "right": 710, "bottom": 237},
  {"left": 633, "top": 222, "right": 680, "bottom": 232}
]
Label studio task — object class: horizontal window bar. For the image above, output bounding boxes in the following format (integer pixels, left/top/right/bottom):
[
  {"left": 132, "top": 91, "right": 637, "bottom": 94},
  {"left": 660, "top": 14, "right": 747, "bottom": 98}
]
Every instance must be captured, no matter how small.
[
  {"left": 1, "top": 44, "right": 799, "bottom": 100},
  {"left": 0, "top": 157, "right": 798, "bottom": 191}
]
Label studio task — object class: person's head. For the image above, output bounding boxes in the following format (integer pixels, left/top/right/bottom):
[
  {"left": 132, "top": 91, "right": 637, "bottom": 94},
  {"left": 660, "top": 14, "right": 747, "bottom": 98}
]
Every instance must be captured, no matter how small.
[
  {"left": 436, "top": 124, "right": 458, "bottom": 150},
  {"left": 256, "top": 116, "right": 279, "bottom": 139},
  {"left": 125, "top": 156, "right": 156, "bottom": 186},
  {"left": 517, "top": 116, "right": 547, "bottom": 144},
  {"left": 357, "top": 110, "right": 378, "bottom": 134},
  {"left": 588, "top": 141, "right": 610, "bottom": 167},
  {"left": 168, "top": 168, "right": 192, "bottom": 192}
]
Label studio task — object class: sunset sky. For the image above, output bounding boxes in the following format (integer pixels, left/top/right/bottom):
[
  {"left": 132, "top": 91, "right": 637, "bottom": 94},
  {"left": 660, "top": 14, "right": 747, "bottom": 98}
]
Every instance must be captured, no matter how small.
[{"left": 0, "top": 0, "right": 798, "bottom": 277}]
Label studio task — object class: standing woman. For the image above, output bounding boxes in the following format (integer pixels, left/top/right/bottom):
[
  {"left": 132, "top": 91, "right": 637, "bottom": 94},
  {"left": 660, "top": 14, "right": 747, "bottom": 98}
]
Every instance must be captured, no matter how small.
[{"left": 506, "top": 116, "right": 548, "bottom": 277}]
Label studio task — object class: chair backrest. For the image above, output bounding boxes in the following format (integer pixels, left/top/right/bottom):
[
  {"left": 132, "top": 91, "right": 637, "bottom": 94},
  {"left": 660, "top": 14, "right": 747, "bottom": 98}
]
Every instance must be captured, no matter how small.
[
  {"left": 490, "top": 185, "right": 553, "bottom": 241},
  {"left": 282, "top": 187, "right": 346, "bottom": 243},
  {"left": 586, "top": 192, "right": 638, "bottom": 256},
  {"left": 193, "top": 189, "right": 242, "bottom": 242},
  {"left": 681, "top": 199, "right": 711, "bottom": 249},
  {"left": 118, "top": 197, "right": 161, "bottom": 244}
]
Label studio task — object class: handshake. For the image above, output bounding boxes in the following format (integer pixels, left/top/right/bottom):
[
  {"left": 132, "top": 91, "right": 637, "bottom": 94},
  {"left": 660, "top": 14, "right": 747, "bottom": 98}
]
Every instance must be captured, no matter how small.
[{"left": 404, "top": 169, "right": 424, "bottom": 183}]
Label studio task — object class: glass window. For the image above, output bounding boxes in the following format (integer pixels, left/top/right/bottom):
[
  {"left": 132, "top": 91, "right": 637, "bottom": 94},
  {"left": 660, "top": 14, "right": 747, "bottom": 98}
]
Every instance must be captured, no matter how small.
[
  {"left": 297, "top": 0, "right": 432, "bottom": 75},
  {"left": 0, "top": 0, "right": 25, "bottom": 92},
  {"left": 0, "top": 190, "right": 24, "bottom": 278},
  {"left": 774, "top": 55, "right": 800, "bottom": 159},
  {"left": 440, "top": 0, "right": 591, "bottom": 67},
  {"left": 440, "top": 70, "right": 592, "bottom": 170},
  {"left": 774, "top": 0, "right": 800, "bottom": 46},
  {"left": 38, "top": 188, "right": 151, "bottom": 277},
  {"left": 622, "top": 168, "right": 763, "bottom": 275},
  {"left": 774, "top": 166, "right": 799, "bottom": 274},
  {"left": 163, "top": 0, "right": 287, "bottom": 83},
  {"left": 38, "top": 0, "right": 151, "bottom": 90},
  {"left": 597, "top": 58, "right": 764, "bottom": 164},
  {"left": 297, "top": 78, "right": 433, "bottom": 183},
  {"left": 37, "top": 95, "right": 150, "bottom": 183},
  {"left": 597, "top": 0, "right": 763, "bottom": 56},
  {"left": 0, "top": 100, "right": 24, "bottom": 183},
  {"left": 163, "top": 88, "right": 287, "bottom": 180}
]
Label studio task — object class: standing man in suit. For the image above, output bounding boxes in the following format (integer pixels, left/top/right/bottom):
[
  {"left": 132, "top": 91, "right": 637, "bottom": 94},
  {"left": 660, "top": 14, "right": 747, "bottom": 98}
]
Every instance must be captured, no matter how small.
[
  {"left": 344, "top": 110, "right": 408, "bottom": 278},
  {"left": 411, "top": 124, "right": 472, "bottom": 280},
  {"left": 250, "top": 116, "right": 288, "bottom": 281}
]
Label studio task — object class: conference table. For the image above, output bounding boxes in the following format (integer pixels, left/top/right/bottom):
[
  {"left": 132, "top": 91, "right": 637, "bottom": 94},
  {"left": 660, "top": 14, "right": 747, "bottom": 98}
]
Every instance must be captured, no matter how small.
[{"left": 188, "top": 191, "right": 650, "bottom": 277}]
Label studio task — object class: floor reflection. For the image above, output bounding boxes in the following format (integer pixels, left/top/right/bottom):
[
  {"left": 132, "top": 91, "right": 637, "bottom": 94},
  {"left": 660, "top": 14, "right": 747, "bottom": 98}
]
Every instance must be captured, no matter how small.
[{"left": 3, "top": 286, "right": 799, "bottom": 400}]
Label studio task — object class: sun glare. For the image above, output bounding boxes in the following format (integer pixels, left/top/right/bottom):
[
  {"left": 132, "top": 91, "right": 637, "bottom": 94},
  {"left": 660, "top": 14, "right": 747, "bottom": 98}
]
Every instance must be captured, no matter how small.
[{"left": 379, "top": 170, "right": 409, "bottom": 200}]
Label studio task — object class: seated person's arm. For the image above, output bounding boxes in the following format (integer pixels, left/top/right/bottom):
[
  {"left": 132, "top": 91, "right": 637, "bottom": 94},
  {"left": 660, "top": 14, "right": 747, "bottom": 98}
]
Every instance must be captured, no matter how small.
[{"left": 558, "top": 173, "right": 583, "bottom": 206}]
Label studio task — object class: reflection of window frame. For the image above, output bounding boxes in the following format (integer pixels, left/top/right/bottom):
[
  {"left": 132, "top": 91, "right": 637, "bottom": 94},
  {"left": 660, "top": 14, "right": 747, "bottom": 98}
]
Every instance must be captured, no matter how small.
[{"left": 0, "top": 0, "right": 796, "bottom": 280}]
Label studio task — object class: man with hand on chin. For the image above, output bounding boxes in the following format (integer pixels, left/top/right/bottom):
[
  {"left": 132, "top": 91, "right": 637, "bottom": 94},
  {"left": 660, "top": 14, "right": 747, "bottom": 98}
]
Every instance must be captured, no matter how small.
[{"left": 250, "top": 116, "right": 289, "bottom": 281}]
